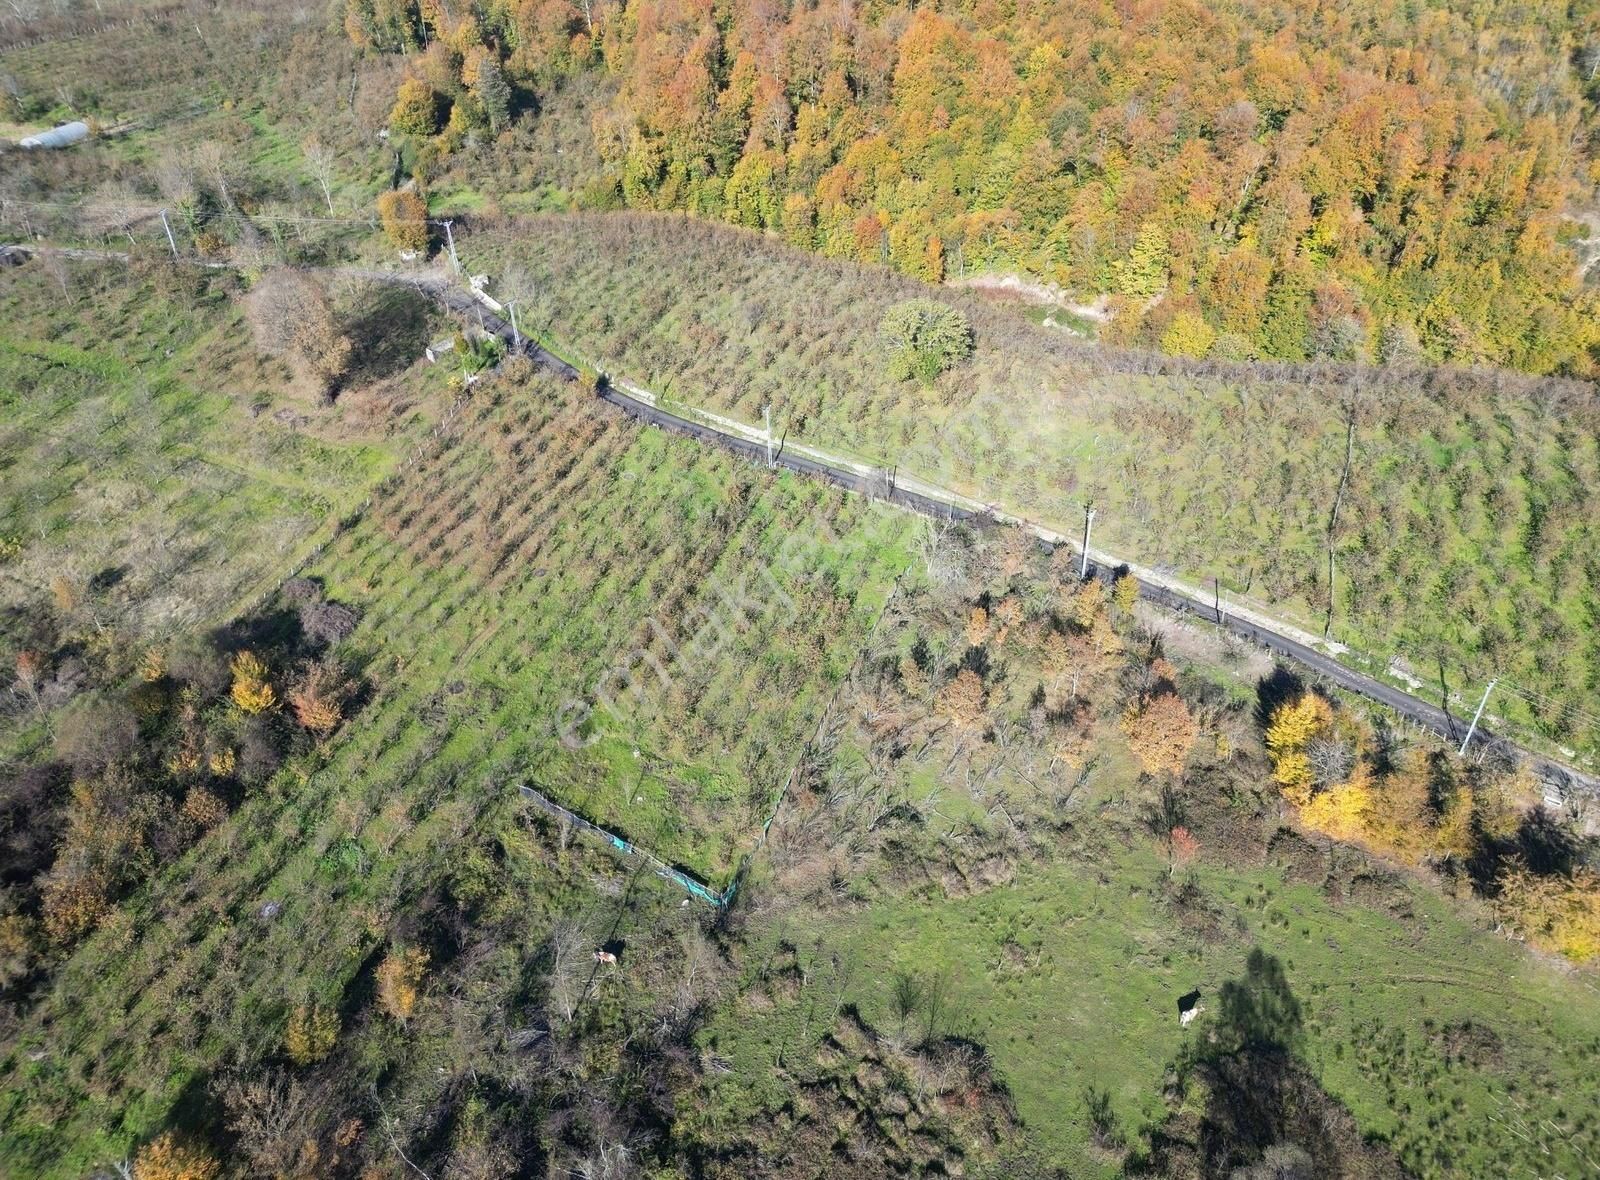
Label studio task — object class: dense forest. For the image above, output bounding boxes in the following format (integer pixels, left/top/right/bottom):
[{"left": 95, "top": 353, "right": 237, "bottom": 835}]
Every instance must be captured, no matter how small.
[{"left": 345, "top": 0, "right": 1600, "bottom": 374}]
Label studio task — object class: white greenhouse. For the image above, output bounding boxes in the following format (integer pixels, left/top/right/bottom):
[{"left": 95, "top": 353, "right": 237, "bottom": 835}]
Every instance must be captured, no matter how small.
[{"left": 19, "top": 121, "right": 89, "bottom": 149}]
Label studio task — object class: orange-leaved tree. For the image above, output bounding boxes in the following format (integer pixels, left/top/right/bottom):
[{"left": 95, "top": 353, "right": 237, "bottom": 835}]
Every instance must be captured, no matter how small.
[
  {"left": 377, "top": 189, "right": 429, "bottom": 253},
  {"left": 289, "top": 662, "right": 350, "bottom": 737},
  {"left": 133, "top": 1133, "right": 221, "bottom": 1180},
  {"left": 1122, "top": 690, "right": 1198, "bottom": 777}
]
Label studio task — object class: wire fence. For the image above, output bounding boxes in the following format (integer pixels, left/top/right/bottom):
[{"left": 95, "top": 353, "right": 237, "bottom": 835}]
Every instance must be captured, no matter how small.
[{"left": 517, "top": 784, "right": 731, "bottom": 907}]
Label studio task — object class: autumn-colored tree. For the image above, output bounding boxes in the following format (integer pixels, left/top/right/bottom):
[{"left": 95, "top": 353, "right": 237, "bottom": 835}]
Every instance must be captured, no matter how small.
[
  {"left": 935, "top": 668, "right": 986, "bottom": 731},
  {"left": 285, "top": 1002, "right": 340, "bottom": 1065},
  {"left": 1496, "top": 864, "right": 1600, "bottom": 965},
  {"left": 1297, "top": 775, "right": 1375, "bottom": 844},
  {"left": 1122, "top": 690, "right": 1198, "bottom": 777},
  {"left": 992, "top": 595, "right": 1023, "bottom": 645},
  {"left": 1070, "top": 576, "right": 1105, "bottom": 630},
  {"left": 50, "top": 574, "right": 77, "bottom": 613},
  {"left": 1161, "top": 310, "right": 1216, "bottom": 358},
  {"left": 230, "top": 651, "right": 277, "bottom": 714},
  {"left": 0, "top": 914, "right": 34, "bottom": 988},
  {"left": 377, "top": 189, "right": 430, "bottom": 253},
  {"left": 139, "top": 646, "right": 165, "bottom": 683},
  {"left": 1170, "top": 825, "right": 1200, "bottom": 871},
  {"left": 14, "top": 649, "right": 42, "bottom": 703},
  {"left": 1264, "top": 693, "right": 1332, "bottom": 804},
  {"left": 182, "top": 787, "right": 228, "bottom": 830},
  {"left": 389, "top": 78, "right": 443, "bottom": 137},
  {"left": 40, "top": 867, "right": 111, "bottom": 944},
  {"left": 964, "top": 605, "right": 989, "bottom": 648},
  {"left": 1112, "top": 223, "right": 1169, "bottom": 299},
  {"left": 289, "top": 663, "right": 350, "bottom": 736},
  {"left": 133, "top": 1133, "right": 221, "bottom": 1180},
  {"left": 1112, "top": 573, "right": 1139, "bottom": 614},
  {"left": 897, "top": 653, "right": 927, "bottom": 697},
  {"left": 361, "top": 0, "right": 1600, "bottom": 374},
  {"left": 244, "top": 270, "right": 354, "bottom": 399},
  {"left": 376, "top": 945, "right": 429, "bottom": 1022}
]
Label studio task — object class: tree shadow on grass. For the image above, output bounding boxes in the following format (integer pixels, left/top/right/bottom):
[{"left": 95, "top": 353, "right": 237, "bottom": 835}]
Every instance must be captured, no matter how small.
[
  {"left": 1132, "top": 948, "right": 1407, "bottom": 1179},
  {"left": 341, "top": 284, "right": 437, "bottom": 388},
  {"left": 1255, "top": 664, "right": 1304, "bottom": 730}
]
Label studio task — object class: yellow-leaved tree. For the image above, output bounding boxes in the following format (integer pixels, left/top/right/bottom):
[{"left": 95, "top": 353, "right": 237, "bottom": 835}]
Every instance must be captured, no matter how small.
[
  {"left": 1296, "top": 761, "right": 1375, "bottom": 842},
  {"left": 133, "top": 1133, "right": 220, "bottom": 1180},
  {"left": 229, "top": 651, "right": 276, "bottom": 714},
  {"left": 376, "top": 945, "right": 429, "bottom": 1023},
  {"left": 1496, "top": 864, "right": 1600, "bottom": 965},
  {"left": 1070, "top": 576, "right": 1106, "bottom": 630},
  {"left": 1264, "top": 693, "right": 1332, "bottom": 804},
  {"left": 1112, "top": 572, "right": 1140, "bottom": 614},
  {"left": 285, "top": 1002, "right": 340, "bottom": 1065}
]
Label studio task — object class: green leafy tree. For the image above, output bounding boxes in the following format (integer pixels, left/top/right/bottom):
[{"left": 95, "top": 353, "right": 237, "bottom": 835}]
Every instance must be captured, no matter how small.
[
  {"left": 879, "top": 299, "right": 973, "bottom": 384},
  {"left": 1112, "top": 223, "right": 1169, "bottom": 299},
  {"left": 473, "top": 57, "right": 512, "bottom": 133}
]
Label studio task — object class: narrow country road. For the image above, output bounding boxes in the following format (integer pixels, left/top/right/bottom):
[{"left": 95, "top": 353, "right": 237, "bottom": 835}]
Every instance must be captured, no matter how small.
[
  {"left": 7, "top": 243, "right": 1596, "bottom": 807},
  {"left": 412, "top": 271, "right": 1599, "bottom": 810}
]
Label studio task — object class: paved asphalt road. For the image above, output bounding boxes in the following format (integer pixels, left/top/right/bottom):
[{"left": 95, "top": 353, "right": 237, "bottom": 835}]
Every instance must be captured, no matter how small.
[
  {"left": 7, "top": 246, "right": 1593, "bottom": 805},
  {"left": 427, "top": 279, "right": 1597, "bottom": 806}
]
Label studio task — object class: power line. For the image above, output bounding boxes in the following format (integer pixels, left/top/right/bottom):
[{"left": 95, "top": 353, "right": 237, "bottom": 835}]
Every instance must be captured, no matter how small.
[
  {"left": 0, "top": 196, "right": 453, "bottom": 229},
  {"left": 1496, "top": 682, "right": 1600, "bottom": 729}
]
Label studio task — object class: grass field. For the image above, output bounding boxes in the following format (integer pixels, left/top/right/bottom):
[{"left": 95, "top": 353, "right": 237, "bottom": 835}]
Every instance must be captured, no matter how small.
[
  {"left": 691, "top": 546, "right": 1600, "bottom": 1178},
  {"left": 465, "top": 213, "right": 1600, "bottom": 761},
  {"left": 0, "top": 262, "right": 440, "bottom": 762},
  {"left": 708, "top": 843, "right": 1600, "bottom": 1177},
  {"left": 0, "top": 368, "right": 915, "bottom": 1175}
]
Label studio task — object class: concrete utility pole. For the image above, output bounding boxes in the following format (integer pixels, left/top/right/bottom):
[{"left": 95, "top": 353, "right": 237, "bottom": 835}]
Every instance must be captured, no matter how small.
[
  {"left": 1079, "top": 506, "right": 1096, "bottom": 580},
  {"left": 507, "top": 301, "right": 521, "bottom": 350},
  {"left": 1459, "top": 678, "right": 1497, "bottom": 757},
  {"left": 158, "top": 208, "right": 178, "bottom": 258},
  {"left": 764, "top": 404, "right": 773, "bottom": 467},
  {"left": 442, "top": 219, "right": 460, "bottom": 273}
]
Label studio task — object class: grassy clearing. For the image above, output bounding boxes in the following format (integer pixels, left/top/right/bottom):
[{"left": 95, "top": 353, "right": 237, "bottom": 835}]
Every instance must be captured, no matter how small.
[
  {"left": 687, "top": 526, "right": 1600, "bottom": 1178},
  {"left": 708, "top": 847, "right": 1600, "bottom": 1178},
  {"left": 0, "top": 262, "right": 411, "bottom": 681},
  {"left": 467, "top": 213, "right": 1600, "bottom": 759}
]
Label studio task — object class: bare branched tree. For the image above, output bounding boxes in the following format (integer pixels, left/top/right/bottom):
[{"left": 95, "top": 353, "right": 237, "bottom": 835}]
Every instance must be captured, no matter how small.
[
  {"left": 303, "top": 136, "right": 337, "bottom": 215},
  {"left": 244, "top": 269, "right": 353, "bottom": 401}
]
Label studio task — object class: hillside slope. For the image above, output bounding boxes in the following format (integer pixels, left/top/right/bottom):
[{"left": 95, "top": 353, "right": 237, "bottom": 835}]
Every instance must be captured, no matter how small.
[
  {"left": 467, "top": 212, "right": 1600, "bottom": 757},
  {"left": 347, "top": 0, "right": 1600, "bottom": 373}
]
